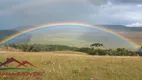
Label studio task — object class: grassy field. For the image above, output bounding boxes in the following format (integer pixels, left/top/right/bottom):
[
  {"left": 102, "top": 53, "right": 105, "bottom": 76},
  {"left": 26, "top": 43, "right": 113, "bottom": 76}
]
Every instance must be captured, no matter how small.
[{"left": 0, "top": 51, "right": 142, "bottom": 80}]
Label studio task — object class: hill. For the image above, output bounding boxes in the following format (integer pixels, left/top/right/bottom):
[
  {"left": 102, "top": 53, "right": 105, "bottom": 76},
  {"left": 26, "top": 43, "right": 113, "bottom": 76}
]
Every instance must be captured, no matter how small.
[
  {"left": 98, "top": 25, "right": 142, "bottom": 32},
  {"left": 0, "top": 30, "right": 17, "bottom": 40},
  {"left": 0, "top": 26, "right": 32, "bottom": 44},
  {"left": 0, "top": 25, "right": 142, "bottom": 49}
]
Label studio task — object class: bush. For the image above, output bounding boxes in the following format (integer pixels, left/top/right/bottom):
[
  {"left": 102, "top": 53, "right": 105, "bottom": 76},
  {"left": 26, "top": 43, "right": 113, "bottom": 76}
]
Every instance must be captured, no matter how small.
[{"left": 1, "top": 43, "right": 139, "bottom": 56}]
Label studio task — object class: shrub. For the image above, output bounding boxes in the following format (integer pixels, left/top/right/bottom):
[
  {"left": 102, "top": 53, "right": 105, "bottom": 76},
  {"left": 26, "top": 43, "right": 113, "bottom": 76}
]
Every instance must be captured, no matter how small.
[{"left": 1, "top": 43, "right": 139, "bottom": 56}]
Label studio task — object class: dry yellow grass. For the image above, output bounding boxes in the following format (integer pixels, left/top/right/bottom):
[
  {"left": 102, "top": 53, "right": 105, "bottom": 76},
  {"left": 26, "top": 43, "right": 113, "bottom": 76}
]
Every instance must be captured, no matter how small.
[{"left": 0, "top": 51, "right": 142, "bottom": 80}]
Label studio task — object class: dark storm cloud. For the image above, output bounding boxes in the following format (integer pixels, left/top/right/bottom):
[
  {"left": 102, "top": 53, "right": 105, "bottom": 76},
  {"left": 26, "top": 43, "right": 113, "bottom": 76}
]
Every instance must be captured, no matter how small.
[
  {"left": 88, "top": 0, "right": 108, "bottom": 5},
  {"left": 0, "top": 0, "right": 95, "bottom": 29},
  {"left": 0, "top": 0, "right": 142, "bottom": 29},
  {"left": 0, "top": 0, "right": 32, "bottom": 10}
]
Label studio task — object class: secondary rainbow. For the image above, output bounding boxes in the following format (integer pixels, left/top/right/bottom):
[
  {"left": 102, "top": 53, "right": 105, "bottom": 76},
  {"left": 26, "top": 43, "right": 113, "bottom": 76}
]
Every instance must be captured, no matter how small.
[{"left": 0, "top": 22, "right": 140, "bottom": 48}]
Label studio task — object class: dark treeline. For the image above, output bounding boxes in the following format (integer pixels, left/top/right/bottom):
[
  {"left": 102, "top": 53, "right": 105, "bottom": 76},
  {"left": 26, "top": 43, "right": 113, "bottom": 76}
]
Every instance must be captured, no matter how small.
[
  {"left": 3, "top": 44, "right": 79, "bottom": 52},
  {"left": 2, "top": 43, "right": 141, "bottom": 56}
]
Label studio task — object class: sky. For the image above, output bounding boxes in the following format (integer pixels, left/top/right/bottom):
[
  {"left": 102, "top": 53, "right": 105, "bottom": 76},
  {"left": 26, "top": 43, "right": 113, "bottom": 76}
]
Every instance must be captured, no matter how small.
[{"left": 0, "top": 0, "right": 142, "bottom": 29}]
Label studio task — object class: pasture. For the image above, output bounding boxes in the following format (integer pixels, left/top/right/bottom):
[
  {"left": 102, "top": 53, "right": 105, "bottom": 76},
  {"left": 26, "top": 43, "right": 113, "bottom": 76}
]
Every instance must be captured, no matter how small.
[{"left": 0, "top": 51, "right": 142, "bottom": 80}]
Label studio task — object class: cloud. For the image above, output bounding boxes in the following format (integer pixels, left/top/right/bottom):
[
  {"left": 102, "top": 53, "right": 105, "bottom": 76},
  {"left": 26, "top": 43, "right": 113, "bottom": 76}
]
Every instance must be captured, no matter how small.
[
  {"left": 0, "top": 0, "right": 33, "bottom": 12},
  {"left": 126, "top": 22, "right": 142, "bottom": 27},
  {"left": 0, "top": 0, "right": 94, "bottom": 29},
  {"left": 0, "top": 0, "right": 142, "bottom": 29},
  {"left": 88, "top": 3, "right": 142, "bottom": 24},
  {"left": 137, "top": 4, "right": 142, "bottom": 7},
  {"left": 88, "top": 0, "right": 108, "bottom": 5},
  {"left": 112, "top": 0, "right": 142, "bottom": 4}
]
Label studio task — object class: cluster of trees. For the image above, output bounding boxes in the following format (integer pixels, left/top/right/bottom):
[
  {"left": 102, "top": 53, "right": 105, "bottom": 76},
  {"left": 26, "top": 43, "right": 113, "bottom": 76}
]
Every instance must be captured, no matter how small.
[
  {"left": 90, "top": 43, "right": 104, "bottom": 48},
  {"left": 2, "top": 43, "right": 141, "bottom": 56},
  {"left": 138, "top": 46, "right": 142, "bottom": 56},
  {"left": 79, "top": 48, "right": 139, "bottom": 56},
  {"left": 3, "top": 44, "right": 79, "bottom": 52}
]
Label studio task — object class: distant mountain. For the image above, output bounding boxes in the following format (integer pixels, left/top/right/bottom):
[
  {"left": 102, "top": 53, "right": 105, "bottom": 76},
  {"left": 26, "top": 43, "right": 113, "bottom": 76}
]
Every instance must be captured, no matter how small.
[
  {"left": 0, "top": 25, "right": 142, "bottom": 48},
  {"left": 0, "top": 26, "right": 32, "bottom": 44},
  {"left": 13, "top": 25, "right": 142, "bottom": 32},
  {"left": 98, "top": 25, "right": 142, "bottom": 32},
  {"left": 128, "top": 27, "right": 142, "bottom": 31},
  {"left": 13, "top": 25, "right": 33, "bottom": 31},
  {"left": 99, "top": 25, "right": 130, "bottom": 32},
  {"left": 0, "top": 30, "right": 17, "bottom": 40}
]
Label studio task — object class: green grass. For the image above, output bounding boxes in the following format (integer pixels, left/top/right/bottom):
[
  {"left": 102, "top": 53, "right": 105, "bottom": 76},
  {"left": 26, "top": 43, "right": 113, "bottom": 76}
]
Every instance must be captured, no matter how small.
[{"left": 0, "top": 51, "right": 142, "bottom": 80}]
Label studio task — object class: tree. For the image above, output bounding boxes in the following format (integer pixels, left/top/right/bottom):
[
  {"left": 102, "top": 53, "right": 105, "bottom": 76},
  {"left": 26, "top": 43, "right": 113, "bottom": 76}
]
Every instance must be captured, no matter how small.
[
  {"left": 138, "top": 46, "right": 142, "bottom": 57},
  {"left": 90, "top": 43, "right": 104, "bottom": 49}
]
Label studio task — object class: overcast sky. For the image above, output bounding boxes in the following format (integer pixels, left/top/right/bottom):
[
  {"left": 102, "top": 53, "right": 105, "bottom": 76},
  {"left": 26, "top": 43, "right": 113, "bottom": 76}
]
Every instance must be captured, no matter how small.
[{"left": 0, "top": 0, "right": 142, "bottom": 29}]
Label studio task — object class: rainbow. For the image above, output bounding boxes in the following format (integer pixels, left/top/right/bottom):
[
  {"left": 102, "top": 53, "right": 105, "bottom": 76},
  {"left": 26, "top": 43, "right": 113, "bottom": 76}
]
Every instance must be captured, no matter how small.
[{"left": 0, "top": 22, "right": 140, "bottom": 49}]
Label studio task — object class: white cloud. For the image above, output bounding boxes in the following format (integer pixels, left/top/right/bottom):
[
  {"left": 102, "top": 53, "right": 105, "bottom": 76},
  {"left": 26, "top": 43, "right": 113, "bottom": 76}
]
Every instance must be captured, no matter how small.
[
  {"left": 137, "top": 4, "right": 142, "bottom": 7},
  {"left": 126, "top": 22, "right": 142, "bottom": 27}
]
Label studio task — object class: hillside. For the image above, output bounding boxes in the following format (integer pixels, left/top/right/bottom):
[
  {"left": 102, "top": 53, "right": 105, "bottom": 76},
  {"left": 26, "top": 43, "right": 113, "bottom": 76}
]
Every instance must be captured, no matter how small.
[
  {"left": 0, "top": 30, "right": 17, "bottom": 40},
  {"left": 99, "top": 25, "right": 142, "bottom": 32},
  {"left": 0, "top": 25, "right": 142, "bottom": 48},
  {"left": 0, "top": 27, "right": 31, "bottom": 44}
]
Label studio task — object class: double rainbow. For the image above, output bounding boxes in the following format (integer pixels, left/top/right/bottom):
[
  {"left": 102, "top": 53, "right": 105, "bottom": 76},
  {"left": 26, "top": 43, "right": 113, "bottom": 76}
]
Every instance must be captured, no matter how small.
[{"left": 0, "top": 22, "right": 140, "bottom": 49}]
